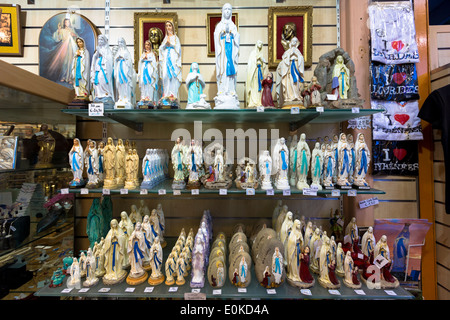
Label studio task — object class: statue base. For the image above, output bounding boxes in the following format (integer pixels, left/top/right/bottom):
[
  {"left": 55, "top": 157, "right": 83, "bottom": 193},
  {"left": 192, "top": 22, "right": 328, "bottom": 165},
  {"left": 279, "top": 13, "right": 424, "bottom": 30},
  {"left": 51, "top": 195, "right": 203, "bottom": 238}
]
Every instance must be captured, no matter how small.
[
  {"left": 176, "top": 277, "right": 186, "bottom": 286},
  {"left": 324, "top": 184, "right": 335, "bottom": 190},
  {"left": 69, "top": 179, "right": 86, "bottom": 188},
  {"left": 158, "top": 96, "right": 180, "bottom": 109},
  {"left": 124, "top": 180, "right": 138, "bottom": 190},
  {"left": 343, "top": 278, "right": 361, "bottom": 289},
  {"left": 171, "top": 180, "right": 186, "bottom": 190},
  {"left": 102, "top": 271, "right": 127, "bottom": 285},
  {"left": 115, "top": 178, "right": 125, "bottom": 189},
  {"left": 296, "top": 182, "right": 310, "bottom": 191},
  {"left": 143, "top": 262, "right": 152, "bottom": 272},
  {"left": 190, "top": 279, "right": 205, "bottom": 288},
  {"left": 114, "top": 100, "right": 134, "bottom": 109},
  {"left": 68, "top": 98, "right": 90, "bottom": 109},
  {"left": 137, "top": 100, "right": 158, "bottom": 109},
  {"left": 82, "top": 278, "right": 99, "bottom": 287},
  {"left": 337, "top": 183, "right": 352, "bottom": 189},
  {"left": 86, "top": 181, "right": 99, "bottom": 189},
  {"left": 280, "top": 101, "right": 305, "bottom": 109},
  {"left": 260, "top": 181, "right": 273, "bottom": 190},
  {"left": 275, "top": 179, "right": 290, "bottom": 190},
  {"left": 235, "top": 181, "right": 259, "bottom": 190},
  {"left": 186, "top": 98, "right": 211, "bottom": 110},
  {"left": 318, "top": 277, "right": 340, "bottom": 289},
  {"left": 286, "top": 277, "right": 314, "bottom": 289},
  {"left": 148, "top": 274, "right": 165, "bottom": 286},
  {"left": 165, "top": 277, "right": 175, "bottom": 286},
  {"left": 94, "top": 270, "right": 106, "bottom": 278},
  {"left": 126, "top": 271, "right": 148, "bottom": 286},
  {"left": 102, "top": 179, "right": 117, "bottom": 190},
  {"left": 310, "top": 183, "right": 322, "bottom": 191},
  {"left": 202, "top": 179, "right": 232, "bottom": 190},
  {"left": 213, "top": 92, "right": 240, "bottom": 110},
  {"left": 186, "top": 180, "right": 201, "bottom": 190},
  {"left": 93, "top": 96, "right": 115, "bottom": 110}
]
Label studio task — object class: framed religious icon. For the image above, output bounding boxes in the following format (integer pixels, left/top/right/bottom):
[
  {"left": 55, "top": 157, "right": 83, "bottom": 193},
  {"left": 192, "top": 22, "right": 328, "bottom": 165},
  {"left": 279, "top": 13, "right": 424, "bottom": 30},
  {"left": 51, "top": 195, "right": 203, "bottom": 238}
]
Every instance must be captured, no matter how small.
[
  {"left": 134, "top": 12, "right": 178, "bottom": 72},
  {"left": 206, "top": 12, "right": 238, "bottom": 57},
  {"left": 268, "top": 6, "right": 313, "bottom": 69},
  {"left": 0, "top": 4, "right": 23, "bottom": 56},
  {"left": 38, "top": 12, "right": 99, "bottom": 89}
]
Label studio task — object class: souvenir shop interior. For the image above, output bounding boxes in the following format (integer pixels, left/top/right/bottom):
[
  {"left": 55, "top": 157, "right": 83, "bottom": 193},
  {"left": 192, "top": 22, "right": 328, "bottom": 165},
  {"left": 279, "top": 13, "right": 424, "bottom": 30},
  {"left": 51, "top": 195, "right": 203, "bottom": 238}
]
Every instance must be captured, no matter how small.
[{"left": 0, "top": 0, "right": 448, "bottom": 302}]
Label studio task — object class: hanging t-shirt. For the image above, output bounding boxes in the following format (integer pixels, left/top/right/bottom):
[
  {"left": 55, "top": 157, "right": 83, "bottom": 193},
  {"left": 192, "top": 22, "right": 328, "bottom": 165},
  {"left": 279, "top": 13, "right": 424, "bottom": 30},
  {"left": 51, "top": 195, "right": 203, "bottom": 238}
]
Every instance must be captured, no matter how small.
[
  {"left": 372, "top": 140, "right": 419, "bottom": 176},
  {"left": 369, "top": 3, "right": 420, "bottom": 64},
  {"left": 371, "top": 62, "right": 420, "bottom": 101},
  {"left": 418, "top": 84, "right": 450, "bottom": 214},
  {"left": 372, "top": 100, "right": 424, "bottom": 141}
]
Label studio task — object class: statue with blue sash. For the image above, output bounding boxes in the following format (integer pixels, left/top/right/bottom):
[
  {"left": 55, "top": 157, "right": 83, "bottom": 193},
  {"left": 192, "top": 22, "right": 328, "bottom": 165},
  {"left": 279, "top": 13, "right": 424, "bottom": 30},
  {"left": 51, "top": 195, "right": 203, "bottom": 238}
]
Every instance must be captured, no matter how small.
[
  {"left": 84, "top": 139, "right": 99, "bottom": 188},
  {"left": 331, "top": 55, "right": 350, "bottom": 100},
  {"left": 310, "top": 141, "right": 324, "bottom": 190},
  {"left": 273, "top": 137, "right": 290, "bottom": 190},
  {"left": 354, "top": 133, "right": 371, "bottom": 188},
  {"left": 186, "top": 139, "right": 202, "bottom": 189},
  {"left": 323, "top": 144, "right": 336, "bottom": 188},
  {"left": 259, "top": 150, "right": 273, "bottom": 190},
  {"left": 71, "top": 37, "right": 90, "bottom": 101},
  {"left": 69, "top": 138, "right": 85, "bottom": 187},
  {"left": 171, "top": 137, "right": 187, "bottom": 189},
  {"left": 295, "top": 133, "right": 311, "bottom": 190},
  {"left": 186, "top": 62, "right": 211, "bottom": 109},
  {"left": 245, "top": 40, "right": 267, "bottom": 108},
  {"left": 126, "top": 222, "right": 149, "bottom": 285},
  {"left": 102, "top": 219, "right": 127, "bottom": 285},
  {"left": 337, "top": 133, "right": 352, "bottom": 187},
  {"left": 137, "top": 40, "right": 159, "bottom": 108},
  {"left": 148, "top": 236, "right": 165, "bottom": 285},
  {"left": 113, "top": 37, "right": 136, "bottom": 109}
]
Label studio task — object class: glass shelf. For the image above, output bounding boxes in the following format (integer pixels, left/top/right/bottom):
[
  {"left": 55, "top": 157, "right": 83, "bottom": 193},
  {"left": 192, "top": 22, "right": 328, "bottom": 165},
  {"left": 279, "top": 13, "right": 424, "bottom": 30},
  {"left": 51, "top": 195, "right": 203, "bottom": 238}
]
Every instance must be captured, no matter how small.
[
  {"left": 62, "top": 179, "right": 385, "bottom": 196},
  {"left": 61, "top": 108, "right": 383, "bottom": 127},
  {"left": 35, "top": 237, "right": 412, "bottom": 300}
]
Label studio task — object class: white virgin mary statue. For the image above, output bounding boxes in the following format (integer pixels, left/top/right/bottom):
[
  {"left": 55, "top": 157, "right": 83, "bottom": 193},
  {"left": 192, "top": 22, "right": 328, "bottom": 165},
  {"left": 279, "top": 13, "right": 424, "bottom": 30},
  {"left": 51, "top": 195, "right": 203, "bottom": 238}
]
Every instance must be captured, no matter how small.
[
  {"left": 71, "top": 37, "right": 90, "bottom": 100},
  {"left": 91, "top": 34, "right": 115, "bottom": 109},
  {"left": 213, "top": 3, "right": 240, "bottom": 110},
  {"left": 114, "top": 37, "right": 135, "bottom": 109},
  {"left": 246, "top": 40, "right": 266, "bottom": 108},
  {"left": 185, "top": 62, "right": 211, "bottom": 109}
]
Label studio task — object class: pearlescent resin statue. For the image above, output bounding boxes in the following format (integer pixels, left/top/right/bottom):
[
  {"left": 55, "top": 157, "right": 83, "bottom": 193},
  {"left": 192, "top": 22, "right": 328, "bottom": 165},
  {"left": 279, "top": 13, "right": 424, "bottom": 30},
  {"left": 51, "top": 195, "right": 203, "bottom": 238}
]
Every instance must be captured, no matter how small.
[
  {"left": 126, "top": 222, "right": 149, "bottom": 285},
  {"left": 91, "top": 34, "right": 115, "bottom": 109},
  {"left": 66, "top": 257, "right": 81, "bottom": 289},
  {"left": 318, "top": 236, "right": 340, "bottom": 289},
  {"left": 114, "top": 37, "right": 136, "bottom": 109},
  {"left": 310, "top": 142, "right": 323, "bottom": 190},
  {"left": 186, "top": 62, "right": 211, "bottom": 109},
  {"left": 185, "top": 139, "right": 202, "bottom": 189},
  {"left": 85, "top": 140, "right": 99, "bottom": 188},
  {"left": 72, "top": 37, "right": 90, "bottom": 101},
  {"left": 354, "top": 133, "right": 371, "bottom": 188},
  {"left": 289, "top": 135, "right": 298, "bottom": 187},
  {"left": 103, "top": 219, "right": 127, "bottom": 285},
  {"left": 165, "top": 252, "right": 177, "bottom": 285},
  {"left": 102, "top": 137, "right": 116, "bottom": 189},
  {"left": 343, "top": 251, "right": 361, "bottom": 289},
  {"left": 246, "top": 40, "right": 267, "bottom": 108},
  {"left": 119, "top": 211, "right": 133, "bottom": 268},
  {"left": 259, "top": 150, "right": 273, "bottom": 190},
  {"left": 148, "top": 236, "right": 165, "bottom": 285},
  {"left": 337, "top": 133, "right": 352, "bottom": 188},
  {"left": 273, "top": 138, "right": 290, "bottom": 190},
  {"left": 171, "top": 137, "right": 186, "bottom": 190},
  {"left": 137, "top": 40, "right": 159, "bottom": 108},
  {"left": 83, "top": 248, "right": 99, "bottom": 287},
  {"left": 295, "top": 133, "right": 311, "bottom": 190},
  {"left": 69, "top": 138, "right": 85, "bottom": 188},
  {"left": 115, "top": 139, "right": 126, "bottom": 188},
  {"left": 213, "top": 3, "right": 240, "bottom": 110}
]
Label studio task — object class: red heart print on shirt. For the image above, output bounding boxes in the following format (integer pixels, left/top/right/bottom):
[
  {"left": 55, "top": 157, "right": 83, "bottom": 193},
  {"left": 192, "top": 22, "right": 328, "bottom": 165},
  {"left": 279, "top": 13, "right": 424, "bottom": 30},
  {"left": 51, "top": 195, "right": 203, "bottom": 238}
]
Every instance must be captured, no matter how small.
[
  {"left": 393, "top": 148, "right": 407, "bottom": 161},
  {"left": 392, "top": 72, "right": 407, "bottom": 85},
  {"left": 392, "top": 40, "right": 405, "bottom": 52},
  {"left": 394, "top": 114, "right": 410, "bottom": 125}
]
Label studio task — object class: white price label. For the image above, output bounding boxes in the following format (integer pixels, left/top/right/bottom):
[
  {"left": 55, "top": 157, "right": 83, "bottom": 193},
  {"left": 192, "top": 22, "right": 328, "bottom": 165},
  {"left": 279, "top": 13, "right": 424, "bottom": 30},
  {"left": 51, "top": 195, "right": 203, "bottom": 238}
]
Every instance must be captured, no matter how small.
[
  {"left": 191, "top": 288, "right": 201, "bottom": 293},
  {"left": 267, "top": 289, "right": 276, "bottom": 295},
  {"left": 300, "top": 289, "right": 312, "bottom": 295},
  {"left": 61, "top": 288, "right": 73, "bottom": 293},
  {"left": 238, "top": 288, "right": 247, "bottom": 293},
  {"left": 266, "top": 189, "right": 274, "bottom": 196},
  {"left": 337, "top": 218, "right": 344, "bottom": 227},
  {"left": 78, "top": 288, "right": 90, "bottom": 293},
  {"left": 374, "top": 254, "right": 389, "bottom": 269},
  {"left": 283, "top": 189, "right": 291, "bottom": 196},
  {"left": 246, "top": 188, "right": 255, "bottom": 196},
  {"left": 290, "top": 107, "right": 300, "bottom": 114},
  {"left": 125, "top": 287, "right": 135, "bottom": 292},
  {"left": 89, "top": 103, "right": 104, "bottom": 117},
  {"left": 357, "top": 253, "right": 365, "bottom": 260},
  {"left": 80, "top": 188, "right": 89, "bottom": 195},
  {"left": 158, "top": 189, "right": 166, "bottom": 195},
  {"left": 354, "top": 289, "right": 366, "bottom": 295},
  {"left": 213, "top": 289, "right": 222, "bottom": 295},
  {"left": 102, "top": 188, "right": 110, "bottom": 195},
  {"left": 140, "top": 189, "right": 148, "bottom": 195},
  {"left": 359, "top": 197, "right": 379, "bottom": 209},
  {"left": 303, "top": 188, "right": 317, "bottom": 196},
  {"left": 331, "top": 189, "right": 341, "bottom": 197},
  {"left": 120, "top": 188, "right": 128, "bottom": 195},
  {"left": 169, "top": 287, "right": 178, "bottom": 292},
  {"left": 348, "top": 189, "right": 357, "bottom": 197},
  {"left": 256, "top": 106, "right": 265, "bottom": 112},
  {"left": 219, "top": 189, "right": 227, "bottom": 195},
  {"left": 352, "top": 107, "right": 360, "bottom": 114},
  {"left": 60, "top": 188, "right": 69, "bottom": 195},
  {"left": 385, "top": 290, "right": 397, "bottom": 296},
  {"left": 173, "top": 189, "right": 181, "bottom": 196},
  {"left": 98, "top": 288, "right": 111, "bottom": 293},
  {"left": 191, "top": 189, "right": 199, "bottom": 195},
  {"left": 316, "top": 106, "right": 324, "bottom": 113},
  {"left": 144, "top": 287, "right": 154, "bottom": 293},
  {"left": 328, "top": 289, "right": 341, "bottom": 295}
]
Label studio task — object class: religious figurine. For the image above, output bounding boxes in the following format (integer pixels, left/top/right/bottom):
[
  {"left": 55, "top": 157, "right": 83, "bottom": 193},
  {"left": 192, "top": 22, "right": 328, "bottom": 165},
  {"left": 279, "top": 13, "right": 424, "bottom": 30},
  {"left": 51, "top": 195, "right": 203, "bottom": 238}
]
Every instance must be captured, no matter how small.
[
  {"left": 281, "top": 22, "right": 297, "bottom": 51},
  {"left": 155, "top": 203, "right": 166, "bottom": 248},
  {"left": 137, "top": 40, "right": 159, "bottom": 109},
  {"left": 361, "top": 226, "right": 376, "bottom": 259},
  {"left": 115, "top": 139, "right": 126, "bottom": 187},
  {"left": 374, "top": 235, "right": 400, "bottom": 288},
  {"left": 69, "top": 138, "right": 85, "bottom": 187},
  {"left": 332, "top": 55, "right": 350, "bottom": 100},
  {"left": 66, "top": 257, "right": 81, "bottom": 289},
  {"left": 213, "top": 3, "right": 240, "bottom": 110},
  {"left": 335, "top": 242, "right": 345, "bottom": 277},
  {"left": 119, "top": 211, "right": 133, "bottom": 269},
  {"left": 129, "top": 204, "right": 142, "bottom": 226},
  {"left": 310, "top": 142, "right": 323, "bottom": 190},
  {"left": 190, "top": 236, "right": 206, "bottom": 288},
  {"left": 273, "top": 137, "right": 290, "bottom": 190},
  {"left": 235, "top": 158, "right": 258, "bottom": 189},
  {"left": 84, "top": 139, "right": 99, "bottom": 188},
  {"left": 271, "top": 247, "right": 283, "bottom": 285},
  {"left": 71, "top": 37, "right": 90, "bottom": 103},
  {"left": 132, "top": 149, "right": 139, "bottom": 186},
  {"left": 126, "top": 222, "right": 148, "bottom": 285},
  {"left": 148, "top": 236, "right": 165, "bottom": 285},
  {"left": 337, "top": 133, "right": 352, "bottom": 188},
  {"left": 97, "top": 141, "right": 105, "bottom": 184},
  {"left": 141, "top": 149, "right": 153, "bottom": 189},
  {"left": 33, "top": 124, "right": 55, "bottom": 168},
  {"left": 185, "top": 139, "right": 202, "bottom": 189},
  {"left": 347, "top": 134, "right": 355, "bottom": 185},
  {"left": 286, "top": 219, "right": 310, "bottom": 288},
  {"left": 261, "top": 72, "right": 276, "bottom": 108},
  {"left": 331, "top": 134, "right": 339, "bottom": 184},
  {"left": 103, "top": 219, "right": 127, "bottom": 285},
  {"left": 276, "top": 37, "right": 305, "bottom": 109},
  {"left": 343, "top": 251, "right": 361, "bottom": 289},
  {"left": 186, "top": 62, "right": 211, "bottom": 109},
  {"left": 318, "top": 236, "right": 340, "bottom": 289},
  {"left": 141, "top": 215, "right": 152, "bottom": 271},
  {"left": 94, "top": 240, "right": 106, "bottom": 278},
  {"left": 354, "top": 133, "right": 371, "bottom": 188},
  {"left": 322, "top": 144, "right": 335, "bottom": 189},
  {"left": 308, "top": 76, "right": 322, "bottom": 107},
  {"left": 102, "top": 137, "right": 116, "bottom": 189},
  {"left": 165, "top": 252, "right": 177, "bottom": 285},
  {"left": 299, "top": 246, "right": 315, "bottom": 286},
  {"left": 83, "top": 248, "right": 99, "bottom": 287},
  {"left": 91, "top": 34, "right": 115, "bottom": 109},
  {"left": 280, "top": 211, "right": 294, "bottom": 254},
  {"left": 330, "top": 209, "right": 344, "bottom": 241},
  {"left": 138, "top": 199, "right": 151, "bottom": 219},
  {"left": 259, "top": 150, "right": 273, "bottom": 190},
  {"left": 149, "top": 209, "right": 162, "bottom": 245},
  {"left": 246, "top": 40, "right": 267, "bottom": 108},
  {"left": 296, "top": 133, "right": 311, "bottom": 190},
  {"left": 159, "top": 20, "right": 182, "bottom": 108},
  {"left": 288, "top": 135, "right": 298, "bottom": 187},
  {"left": 113, "top": 37, "right": 135, "bottom": 109},
  {"left": 171, "top": 137, "right": 186, "bottom": 190},
  {"left": 124, "top": 149, "right": 137, "bottom": 189},
  {"left": 309, "top": 227, "right": 322, "bottom": 274},
  {"left": 148, "top": 27, "right": 164, "bottom": 62},
  {"left": 175, "top": 253, "right": 187, "bottom": 285}
]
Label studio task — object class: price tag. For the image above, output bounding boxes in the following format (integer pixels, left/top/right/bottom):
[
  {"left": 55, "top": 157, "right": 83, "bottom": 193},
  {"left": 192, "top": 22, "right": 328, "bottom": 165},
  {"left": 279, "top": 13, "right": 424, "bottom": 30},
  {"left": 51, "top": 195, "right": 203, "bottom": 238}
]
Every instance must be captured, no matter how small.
[
  {"left": 238, "top": 288, "right": 247, "bottom": 293},
  {"left": 374, "top": 254, "right": 389, "bottom": 269},
  {"left": 283, "top": 189, "right": 291, "bottom": 196},
  {"left": 61, "top": 288, "right": 73, "bottom": 293},
  {"left": 266, "top": 189, "right": 274, "bottom": 196},
  {"left": 219, "top": 189, "right": 227, "bottom": 195},
  {"left": 173, "top": 189, "right": 181, "bottom": 196},
  {"left": 120, "top": 188, "right": 128, "bottom": 195},
  {"left": 98, "top": 288, "right": 111, "bottom": 293},
  {"left": 348, "top": 189, "right": 357, "bottom": 197},
  {"left": 89, "top": 103, "right": 104, "bottom": 117},
  {"left": 352, "top": 107, "right": 360, "bottom": 114},
  {"left": 327, "top": 94, "right": 338, "bottom": 101},
  {"left": 191, "top": 189, "right": 200, "bottom": 195},
  {"left": 102, "top": 188, "right": 110, "bottom": 195},
  {"left": 213, "top": 289, "right": 222, "bottom": 295},
  {"left": 337, "top": 218, "right": 344, "bottom": 227},
  {"left": 158, "top": 189, "right": 166, "bottom": 195},
  {"left": 328, "top": 289, "right": 341, "bottom": 295},
  {"left": 267, "top": 289, "right": 276, "bottom": 295},
  {"left": 357, "top": 253, "right": 365, "bottom": 260},
  {"left": 60, "top": 188, "right": 69, "bottom": 195},
  {"left": 80, "top": 188, "right": 89, "bottom": 195},
  {"left": 359, "top": 197, "right": 379, "bottom": 209},
  {"left": 316, "top": 106, "right": 324, "bottom": 113},
  {"left": 385, "top": 290, "right": 397, "bottom": 296},
  {"left": 78, "top": 288, "right": 90, "bottom": 293},
  {"left": 191, "top": 288, "right": 201, "bottom": 293},
  {"left": 144, "top": 287, "right": 154, "bottom": 293},
  {"left": 354, "top": 289, "right": 366, "bottom": 295},
  {"left": 290, "top": 107, "right": 300, "bottom": 114},
  {"left": 169, "top": 287, "right": 178, "bottom": 292},
  {"left": 140, "top": 189, "right": 148, "bottom": 195},
  {"left": 300, "top": 289, "right": 312, "bottom": 296},
  {"left": 303, "top": 188, "right": 317, "bottom": 196},
  {"left": 246, "top": 188, "right": 255, "bottom": 196},
  {"left": 125, "top": 287, "right": 135, "bottom": 292},
  {"left": 331, "top": 189, "right": 341, "bottom": 197},
  {"left": 256, "top": 106, "right": 265, "bottom": 112}
]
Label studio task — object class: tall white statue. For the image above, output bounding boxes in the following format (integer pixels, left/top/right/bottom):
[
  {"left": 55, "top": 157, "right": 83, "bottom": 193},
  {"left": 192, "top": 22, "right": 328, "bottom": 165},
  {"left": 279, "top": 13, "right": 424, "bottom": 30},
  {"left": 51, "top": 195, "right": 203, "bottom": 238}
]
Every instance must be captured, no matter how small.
[
  {"left": 137, "top": 39, "right": 159, "bottom": 108},
  {"left": 69, "top": 138, "right": 84, "bottom": 187},
  {"left": 276, "top": 37, "right": 305, "bottom": 109},
  {"left": 148, "top": 236, "right": 165, "bottom": 285},
  {"left": 246, "top": 40, "right": 267, "bottom": 108},
  {"left": 354, "top": 133, "right": 371, "bottom": 188},
  {"left": 171, "top": 137, "right": 186, "bottom": 189},
  {"left": 337, "top": 133, "right": 352, "bottom": 187},
  {"left": 126, "top": 222, "right": 148, "bottom": 285},
  {"left": 296, "top": 133, "right": 311, "bottom": 190},
  {"left": 310, "top": 142, "right": 323, "bottom": 190},
  {"left": 213, "top": 3, "right": 240, "bottom": 110},
  {"left": 114, "top": 37, "right": 135, "bottom": 109},
  {"left": 159, "top": 20, "right": 182, "bottom": 108},
  {"left": 289, "top": 135, "right": 298, "bottom": 187},
  {"left": 273, "top": 137, "right": 290, "bottom": 190},
  {"left": 84, "top": 139, "right": 99, "bottom": 188},
  {"left": 186, "top": 62, "right": 211, "bottom": 109},
  {"left": 323, "top": 144, "right": 335, "bottom": 188},
  {"left": 286, "top": 219, "right": 304, "bottom": 286},
  {"left": 91, "top": 34, "right": 115, "bottom": 109},
  {"left": 71, "top": 37, "right": 90, "bottom": 101},
  {"left": 259, "top": 150, "right": 273, "bottom": 190},
  {"left": 103, "top": 219, "right": 127, "bottom": 285},
  {"left": 83, "top": 248, "right": 99, "bottom": 287}
]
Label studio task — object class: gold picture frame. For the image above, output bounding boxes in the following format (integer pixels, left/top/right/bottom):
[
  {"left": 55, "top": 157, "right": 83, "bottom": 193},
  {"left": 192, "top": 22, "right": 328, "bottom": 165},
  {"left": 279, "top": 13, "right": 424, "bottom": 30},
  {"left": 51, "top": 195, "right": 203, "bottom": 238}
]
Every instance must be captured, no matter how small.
[
  {"left": 133, "top": 12, "right": 178, "bottom": 72},
  {"left": 268, "top": 6, "right": 313, "bottom": 69},
  {"left": 206, "top": 12, "right": 238, "bottom": 57},
  {"left": 0, "top": 4, "right": 23, "bottom": 56}
]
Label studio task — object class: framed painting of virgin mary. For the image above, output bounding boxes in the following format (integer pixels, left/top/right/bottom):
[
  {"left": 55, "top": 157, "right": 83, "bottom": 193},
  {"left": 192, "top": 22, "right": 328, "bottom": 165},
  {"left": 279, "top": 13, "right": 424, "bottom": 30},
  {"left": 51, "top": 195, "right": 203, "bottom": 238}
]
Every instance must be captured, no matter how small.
[{"left": 39, "top": 12, "right": 99, "bottom": 89}]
